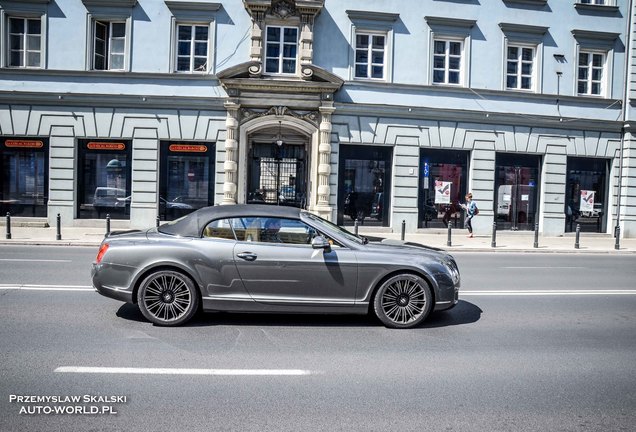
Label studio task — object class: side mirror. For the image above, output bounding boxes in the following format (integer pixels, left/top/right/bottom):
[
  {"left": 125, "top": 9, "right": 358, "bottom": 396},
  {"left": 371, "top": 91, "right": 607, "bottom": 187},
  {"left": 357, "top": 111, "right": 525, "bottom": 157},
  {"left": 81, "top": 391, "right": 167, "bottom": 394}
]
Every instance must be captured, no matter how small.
[{"left": 311, "top": 235, "right": 331, "bottom": 252}]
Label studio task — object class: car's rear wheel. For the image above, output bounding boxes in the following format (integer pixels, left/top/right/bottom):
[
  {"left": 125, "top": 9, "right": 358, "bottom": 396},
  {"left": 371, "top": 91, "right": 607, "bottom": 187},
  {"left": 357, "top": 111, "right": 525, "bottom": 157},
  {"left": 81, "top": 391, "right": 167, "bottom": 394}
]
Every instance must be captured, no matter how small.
[
  {"left": 373, "top": 274, "right": 432, "bottom": 329},
  {"left": 138, "top": 270, "right": 199, "bottom": 326}
]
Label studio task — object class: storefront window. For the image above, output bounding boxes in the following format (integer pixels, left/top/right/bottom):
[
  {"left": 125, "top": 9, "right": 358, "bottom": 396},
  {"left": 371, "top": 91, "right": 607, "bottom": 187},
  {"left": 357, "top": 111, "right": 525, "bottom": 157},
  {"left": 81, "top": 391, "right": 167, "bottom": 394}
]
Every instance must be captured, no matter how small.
[
  {"left": 419, "top": 149, "right": 468, "bottom": 229},
  {"left": 159, "top": 142, "right": 214, "bottom": 220},
  {"left": 0, "top": 138, "right": 48, "bottom": 217},
  {"left": 78, "top": 140, "right": 131, "bottom": 219},
  {"left": 337, "top": 145, "right": 392, "bottom": 227},
  {"left": 565, "top": 157, "right": 608, "bottom": 233},
  {"left": 494, "top": 153, "right": 541, "bottom": 231}
]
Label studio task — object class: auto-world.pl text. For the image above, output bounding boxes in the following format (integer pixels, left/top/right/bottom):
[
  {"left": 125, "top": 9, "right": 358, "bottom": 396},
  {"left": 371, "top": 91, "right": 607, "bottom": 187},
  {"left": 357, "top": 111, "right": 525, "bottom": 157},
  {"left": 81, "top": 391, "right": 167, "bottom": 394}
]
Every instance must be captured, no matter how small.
[{"left": 9, "top": 395, "right": 127, "bottom": 415}]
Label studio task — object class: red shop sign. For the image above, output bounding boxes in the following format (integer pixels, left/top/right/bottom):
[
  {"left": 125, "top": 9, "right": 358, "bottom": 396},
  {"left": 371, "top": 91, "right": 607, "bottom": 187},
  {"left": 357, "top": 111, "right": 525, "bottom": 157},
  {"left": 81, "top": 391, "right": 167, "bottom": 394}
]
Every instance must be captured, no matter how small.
[
  {"left": 87, "top": 142, "right": 126, "bottom": 151},
  {"left": 5, "top": 140, "right": 44, "bottom": 149},
  {"left": 169, "top": 144, "right": 207, "bottom": 153}
]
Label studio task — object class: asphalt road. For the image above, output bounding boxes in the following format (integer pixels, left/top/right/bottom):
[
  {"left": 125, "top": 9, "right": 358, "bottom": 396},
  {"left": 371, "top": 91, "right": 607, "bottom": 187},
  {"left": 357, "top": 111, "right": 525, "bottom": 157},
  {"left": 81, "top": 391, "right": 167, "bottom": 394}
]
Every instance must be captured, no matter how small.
[{"left": 0, "top": 246, "right": 635, "bottom": 432}]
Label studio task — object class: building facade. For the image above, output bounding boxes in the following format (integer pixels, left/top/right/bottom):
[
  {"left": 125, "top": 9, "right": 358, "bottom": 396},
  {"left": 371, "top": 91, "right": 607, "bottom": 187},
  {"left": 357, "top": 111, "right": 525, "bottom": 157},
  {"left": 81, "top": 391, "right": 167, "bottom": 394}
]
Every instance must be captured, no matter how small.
[{"left": 1, "top": 0, "right": 635, "bottom": 237}]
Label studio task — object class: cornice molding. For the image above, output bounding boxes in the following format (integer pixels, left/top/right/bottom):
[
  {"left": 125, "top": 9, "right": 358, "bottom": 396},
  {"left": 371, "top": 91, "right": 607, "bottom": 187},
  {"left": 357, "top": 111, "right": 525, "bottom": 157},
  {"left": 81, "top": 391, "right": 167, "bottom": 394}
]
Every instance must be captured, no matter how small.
[
  {"left": 0, "top": 0, "right": 50, "bottom": 4},
  {"left": 571, "top": 29, "right": 620, "bottom": 42},
  {"left": 0, "top": 91, "right": 226, "bottom": 111},
  {"left": 499, "top": 22, "right": 549, "bottom": 35},
  {"left": 574, "top": 3, "right": 619, "bottom": 13},
  {"left": 424, "top": 16, "right": 476, "bottom": 29},
  {"left": 81, "top": 0, "right": 137, "bottom": 7},
  {"left": 502, "top": 0, "right": 547, "bottom": 5},
  {"left": 164, "top": 0, "right": 221, "bottom": 12},
  {"left": 346, "top": 10, "right": 400, "bottom": 23}
]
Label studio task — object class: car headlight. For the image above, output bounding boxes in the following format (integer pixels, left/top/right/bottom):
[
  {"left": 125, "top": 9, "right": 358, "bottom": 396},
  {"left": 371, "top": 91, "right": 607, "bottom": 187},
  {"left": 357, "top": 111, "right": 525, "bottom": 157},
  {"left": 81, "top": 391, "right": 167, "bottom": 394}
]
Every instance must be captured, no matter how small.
[{"left": 443, "top": 257, "right": 460, "bottom": 285}]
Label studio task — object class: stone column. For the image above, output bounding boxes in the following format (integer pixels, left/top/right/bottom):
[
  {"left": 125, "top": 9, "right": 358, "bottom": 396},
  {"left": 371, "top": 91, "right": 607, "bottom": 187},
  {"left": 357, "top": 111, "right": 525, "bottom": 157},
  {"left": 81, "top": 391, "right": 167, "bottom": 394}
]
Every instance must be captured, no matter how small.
[
  {"left": 315, "top": 103, "right": 335, "bottom": 218},
  {"left": 222, "top": 101, "right": 240, "bottom": 205}
]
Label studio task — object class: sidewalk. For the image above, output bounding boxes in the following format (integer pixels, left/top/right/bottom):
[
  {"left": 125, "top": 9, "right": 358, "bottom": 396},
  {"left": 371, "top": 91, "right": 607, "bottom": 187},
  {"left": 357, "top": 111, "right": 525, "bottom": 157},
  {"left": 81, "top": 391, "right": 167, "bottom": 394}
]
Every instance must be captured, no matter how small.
[{"left": 0, "top": 224, "right": 634, "bottom": 253}]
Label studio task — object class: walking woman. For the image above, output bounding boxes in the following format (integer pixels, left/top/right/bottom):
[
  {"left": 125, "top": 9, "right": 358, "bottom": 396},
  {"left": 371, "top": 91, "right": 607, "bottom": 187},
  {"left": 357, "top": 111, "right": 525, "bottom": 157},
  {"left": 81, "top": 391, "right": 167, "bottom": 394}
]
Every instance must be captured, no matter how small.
[{"left": 461, "top": 193, "right": 478, "bottom": 238}]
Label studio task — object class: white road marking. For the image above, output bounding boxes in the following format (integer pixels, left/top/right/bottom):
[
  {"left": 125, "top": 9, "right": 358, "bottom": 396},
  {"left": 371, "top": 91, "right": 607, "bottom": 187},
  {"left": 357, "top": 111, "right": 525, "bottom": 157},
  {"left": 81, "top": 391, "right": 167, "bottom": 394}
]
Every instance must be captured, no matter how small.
[
  {"left": 462, "top": 290, "right": 636, "bottom": 296},
  {"left": 55, "top": 367, "right": 316, "bottom": 376},
  {"left": 501, "top": 266, "right": 583, "bottom": 269},
  {"left": 0, "top": 284, "right": 93, "bottom": 291},
  {"left": 0, "top": 259, "right": 72, "bottom": 263}
]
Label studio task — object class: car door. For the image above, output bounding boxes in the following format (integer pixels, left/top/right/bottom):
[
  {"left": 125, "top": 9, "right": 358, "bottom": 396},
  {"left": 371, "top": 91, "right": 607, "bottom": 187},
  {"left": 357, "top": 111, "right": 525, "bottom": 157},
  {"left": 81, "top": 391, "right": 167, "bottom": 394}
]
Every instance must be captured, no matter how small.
[{"left": 231, "top": 217, "right": 358, "bottom": 306}]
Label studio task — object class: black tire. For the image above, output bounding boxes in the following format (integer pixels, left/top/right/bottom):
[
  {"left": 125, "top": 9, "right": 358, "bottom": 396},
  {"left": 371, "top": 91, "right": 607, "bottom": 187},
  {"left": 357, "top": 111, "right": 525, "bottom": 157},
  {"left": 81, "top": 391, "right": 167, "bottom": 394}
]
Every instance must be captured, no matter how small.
[
  {"left": 373, "top": 274, "right": 433, "bottom": 329},
  {"left": 137, "top": 270, "right": 199, "bottom": 326}
]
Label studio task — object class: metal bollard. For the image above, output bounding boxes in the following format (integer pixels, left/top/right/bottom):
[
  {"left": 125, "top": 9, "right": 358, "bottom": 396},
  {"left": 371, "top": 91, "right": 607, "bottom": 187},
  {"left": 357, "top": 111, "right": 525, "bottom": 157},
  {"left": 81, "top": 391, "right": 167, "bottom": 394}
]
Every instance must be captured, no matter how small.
[
  {"left": 614, "top": 225, "right": 620, "bottom": 250},
  {"left": 533, "top": 222, "right": 539, "bottom": 248},
  {"left": 491, "top": 221, "right": 496, "bottom": 248},
  {"left": 447, "top": 224, "right": 452, "bottom": 247},
  {"left": 575, "top": 224, "right": 580, "bottom": 249},
  {"left": 56, "top": 213, "right": 62, "bottom": 241},
  {"left": 106, "top": 214, "right": 111, "bottom": 236},
  {"left": 401, "top": 220, "right": 406, "bottom": 241},
  {"left": 354, "top": 219, "right": 359, "bottom": 236},
  {"left": 6, "top": 212, "right": 11, "bottom": 240},
  {"left": 156, "top": 215, "right": 160, "bottom": 228}
]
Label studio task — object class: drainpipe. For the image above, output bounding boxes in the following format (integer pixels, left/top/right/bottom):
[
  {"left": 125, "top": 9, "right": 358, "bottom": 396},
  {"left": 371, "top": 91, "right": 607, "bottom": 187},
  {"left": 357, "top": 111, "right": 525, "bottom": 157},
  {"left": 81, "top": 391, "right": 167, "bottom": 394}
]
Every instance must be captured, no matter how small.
[{"left": 615, "top": 0, "right": 634, "bottom": 242}]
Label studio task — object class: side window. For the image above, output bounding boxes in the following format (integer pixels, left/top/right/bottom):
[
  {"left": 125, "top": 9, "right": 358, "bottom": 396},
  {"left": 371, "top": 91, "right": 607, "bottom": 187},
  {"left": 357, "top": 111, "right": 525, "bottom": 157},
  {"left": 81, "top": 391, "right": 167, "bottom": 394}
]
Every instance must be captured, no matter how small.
[
  {"left": 202, "top": 219, "right": 235, "bottom": 240},
  {"left": 236, "top": 217, "right": 316, "bottom": 245}
]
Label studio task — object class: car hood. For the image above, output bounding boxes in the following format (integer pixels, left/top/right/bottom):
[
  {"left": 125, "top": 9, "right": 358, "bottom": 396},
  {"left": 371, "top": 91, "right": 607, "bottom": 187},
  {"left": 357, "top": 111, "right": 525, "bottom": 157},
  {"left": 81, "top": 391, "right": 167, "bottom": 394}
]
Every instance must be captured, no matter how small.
[{"left": 364, "top": 238, "right": 449, "bottom": 259}]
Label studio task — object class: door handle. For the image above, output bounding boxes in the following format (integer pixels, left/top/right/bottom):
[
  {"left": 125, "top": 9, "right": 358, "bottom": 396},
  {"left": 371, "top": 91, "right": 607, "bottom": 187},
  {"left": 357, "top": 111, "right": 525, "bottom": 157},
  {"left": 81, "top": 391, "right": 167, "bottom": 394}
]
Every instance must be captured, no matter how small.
[{"left": 237, "top": 252, "right": 257, "bottom": 261}]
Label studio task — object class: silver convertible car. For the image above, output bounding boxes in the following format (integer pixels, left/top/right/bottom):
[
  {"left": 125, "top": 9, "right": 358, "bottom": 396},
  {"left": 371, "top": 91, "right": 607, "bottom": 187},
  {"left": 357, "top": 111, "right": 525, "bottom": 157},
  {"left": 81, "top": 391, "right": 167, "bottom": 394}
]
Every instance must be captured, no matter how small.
[{"left": 92, "top": 204, "right": 460, "bottom": 329}]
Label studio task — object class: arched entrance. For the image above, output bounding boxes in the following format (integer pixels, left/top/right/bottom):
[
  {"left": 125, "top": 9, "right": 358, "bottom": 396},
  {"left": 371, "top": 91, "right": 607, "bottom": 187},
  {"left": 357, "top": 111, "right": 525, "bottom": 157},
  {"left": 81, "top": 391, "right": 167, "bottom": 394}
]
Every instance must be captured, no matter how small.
[{"left": 239, "top": 116, "right": 318, "bottom": 209}]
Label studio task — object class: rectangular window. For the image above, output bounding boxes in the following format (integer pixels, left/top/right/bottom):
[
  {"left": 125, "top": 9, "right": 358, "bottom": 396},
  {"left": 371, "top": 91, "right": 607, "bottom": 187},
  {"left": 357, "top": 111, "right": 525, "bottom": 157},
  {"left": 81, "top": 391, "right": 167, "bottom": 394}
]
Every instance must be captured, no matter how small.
[
  {"left": 159, "top": 142, "right": 215, "bottom": 221},
  {"left": 580, "top": 0, "right": 606, "bottom": 4},
  {"left": 176, "top": 24, "right": 209, "bottom": 72},
  {"left": 265, "top": 26, "right": 298, "bottom": 74},
  {"left": 432, "top": 39, "right": 462, "bottom": 85},
  {"left": 77, "top": 140, "right": 131, "bottom": 220},
  {"left": 354, "top": 32, "right": 386, "bottom": 80},
  {"left": 93, "top": 20, "right": 126, "bottom": 70},
  {"left": 577, "top": 51, "right": 605, "bottom": 96},
  {"left": 506, "top": 45, "right": 535, "bottom": 90},
  {"left": 8, "top": 17, "right": 41, "bottom": 68},
  {"left": 0, "top": 138, "right": 49, "bottom": 217}
]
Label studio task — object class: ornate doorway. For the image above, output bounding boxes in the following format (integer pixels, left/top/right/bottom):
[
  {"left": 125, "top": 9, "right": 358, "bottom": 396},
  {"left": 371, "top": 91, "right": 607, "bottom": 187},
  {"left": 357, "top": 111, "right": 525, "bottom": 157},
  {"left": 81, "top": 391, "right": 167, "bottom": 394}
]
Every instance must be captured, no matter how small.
[
  {"left": 246, "top": 123, "right": 309, "bottom": 208},
  {"left": 247, "top": 142, "right": 307, "bottom": 207}
]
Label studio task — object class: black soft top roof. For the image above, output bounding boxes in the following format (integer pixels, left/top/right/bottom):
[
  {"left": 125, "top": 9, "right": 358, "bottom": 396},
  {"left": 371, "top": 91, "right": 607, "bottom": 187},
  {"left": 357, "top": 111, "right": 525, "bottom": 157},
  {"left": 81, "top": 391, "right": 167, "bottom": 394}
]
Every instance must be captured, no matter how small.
[{"left": 157, "top": 204, "right": 303, "bottom": 237}]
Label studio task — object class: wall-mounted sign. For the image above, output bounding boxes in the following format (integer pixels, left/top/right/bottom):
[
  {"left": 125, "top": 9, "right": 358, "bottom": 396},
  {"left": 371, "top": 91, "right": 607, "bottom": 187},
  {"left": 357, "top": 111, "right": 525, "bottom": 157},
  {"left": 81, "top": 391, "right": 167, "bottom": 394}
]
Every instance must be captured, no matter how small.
[
  {"left": 5, "top": 140, "right": 44, "bottom": 149},
  {"left": 580, "top": 190, "right": 595, "bottom": 212},
  {"left": 87, "top": 142, "right": 126, "bottom": 151},
  {"left": 169, "top": 144, "right": 208, "bottom": 153},
  {"left": 434, "top": 180, "right": 451, "bottom": 204}
]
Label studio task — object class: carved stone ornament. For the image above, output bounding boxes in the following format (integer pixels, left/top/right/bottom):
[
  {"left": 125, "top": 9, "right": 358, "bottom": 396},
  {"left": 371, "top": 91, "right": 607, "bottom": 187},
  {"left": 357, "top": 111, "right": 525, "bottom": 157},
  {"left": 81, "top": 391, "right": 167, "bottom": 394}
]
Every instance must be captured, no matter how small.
[
  {"left": 271, "top": 0, "right": 297, "bottom": 19},
  {"left": 248, "top": 62, "right": 263, "bottom": 78},
  {"left": 240, "top": 106, "right": 318, "bottom": 126}
]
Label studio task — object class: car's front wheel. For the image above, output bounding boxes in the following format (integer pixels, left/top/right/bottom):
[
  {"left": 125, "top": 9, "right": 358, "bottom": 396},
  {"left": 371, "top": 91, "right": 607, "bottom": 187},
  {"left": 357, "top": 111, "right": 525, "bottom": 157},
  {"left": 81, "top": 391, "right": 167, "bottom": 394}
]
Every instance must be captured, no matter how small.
[
  {"left": 373, "top": 274, "right": 433, "bottom": 329},
  {"left": 138, "top": 270, "right": 199, "bottom": 326}
]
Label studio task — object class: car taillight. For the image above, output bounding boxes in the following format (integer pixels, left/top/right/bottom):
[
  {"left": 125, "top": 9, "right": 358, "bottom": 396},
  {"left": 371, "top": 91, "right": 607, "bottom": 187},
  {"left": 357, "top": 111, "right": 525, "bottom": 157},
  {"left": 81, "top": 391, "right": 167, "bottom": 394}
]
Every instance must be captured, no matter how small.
[{"left": 95, "top": 243, "right": 109, "bottom": 264}]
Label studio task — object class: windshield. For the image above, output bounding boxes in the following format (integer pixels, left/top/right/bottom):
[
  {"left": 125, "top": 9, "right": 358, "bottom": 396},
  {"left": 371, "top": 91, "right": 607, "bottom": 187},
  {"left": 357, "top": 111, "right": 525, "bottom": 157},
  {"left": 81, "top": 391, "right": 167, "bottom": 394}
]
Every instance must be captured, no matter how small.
[{"left": 303, "top": 212, "right": 364, "bottom": 245}]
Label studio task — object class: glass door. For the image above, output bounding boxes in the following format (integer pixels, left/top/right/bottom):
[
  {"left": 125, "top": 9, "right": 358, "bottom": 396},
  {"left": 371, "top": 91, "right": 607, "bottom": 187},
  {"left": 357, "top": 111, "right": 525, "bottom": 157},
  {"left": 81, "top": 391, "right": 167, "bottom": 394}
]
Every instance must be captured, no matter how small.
[
  {"left": 494, "top": 153, "right": 540, "bottom": 231},
  {"left": 337, "top": 145, "right": 392, "bottom": 227},
  {"left": 565, "top": 157, "right": 608, "bottom": 233}
]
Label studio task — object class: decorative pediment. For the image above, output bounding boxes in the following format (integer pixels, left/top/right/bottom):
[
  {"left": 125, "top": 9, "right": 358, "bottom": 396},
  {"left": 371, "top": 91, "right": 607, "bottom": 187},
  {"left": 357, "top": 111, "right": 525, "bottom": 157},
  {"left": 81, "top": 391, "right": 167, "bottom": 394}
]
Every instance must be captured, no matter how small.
[
  {"left": 218, "top": 61, "right": 343, "bottom": 86},
  {"left": 218, "top": 61, "right": 343, "bottom": 107}
]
